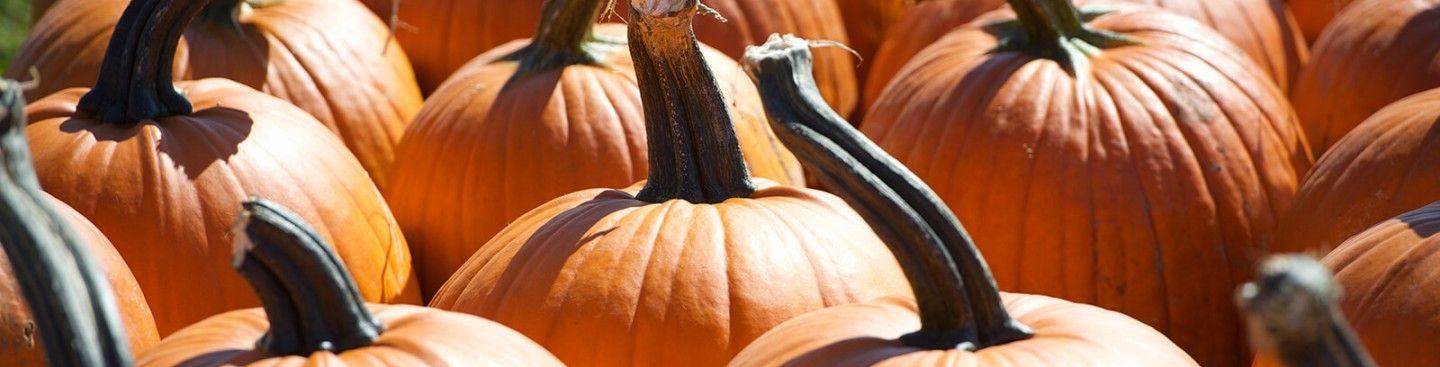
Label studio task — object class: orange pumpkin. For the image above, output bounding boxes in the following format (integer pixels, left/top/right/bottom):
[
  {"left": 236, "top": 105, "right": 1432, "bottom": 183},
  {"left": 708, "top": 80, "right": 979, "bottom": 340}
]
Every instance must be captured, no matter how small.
[
  {"left": 30, "top": 0, "right": 55, "bottom": 21},
  {"left": 1289, "top": 0, "right": 1354, "bottom": 43},
  {"left": 1240, "top": 255, "right": 1377, "bottom": 367},
  {"left": 734, "top": 36, "right": 1196, "bottom": 366},
  {"left": 24, "top": 0, "right": 419, "bottom": 335},
  {"left": 860, "top": 0, "right": 1313, "bottom": 365},
  {"left": 1290, "top": 0, "right": 1440, "bottom": 153},
  {"left": 386, "top": 0, "right": 802, "bottom": 298},
  {"left": 427, "top": 1, "right": 909, "bottom": 365},
  {"left": 0, "top": 79, "right": 157, "bottom": 365},
  {"left": 863, "top": 0, "right": 1306, "bottom": 111},
  {"left": 138, "top": 199, "right": 563, "bottom": 366},
  {"left": 7, "top": 0, "right": 422, "bottom": 189},
  {"left": 1277, "top": 88, "right": 1440, "bottom": 254},
  {"left": 831, "top": 0, "right": 911, "bottom": 91}
]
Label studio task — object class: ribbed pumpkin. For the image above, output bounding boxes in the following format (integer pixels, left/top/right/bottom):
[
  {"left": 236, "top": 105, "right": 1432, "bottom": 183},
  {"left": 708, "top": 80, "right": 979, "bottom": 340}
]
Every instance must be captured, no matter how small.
[
  {"left": 1240, "top": 255, "right": 1376, "bottom": 367},
  {"left": 23, "top": 0, "right": 419, "bottom": 335},
  {"left": 395, "top": 0, "right": 858, "bottom": 116},
  {"left": 863, "top": 0, "right": 1306, "bottom": 111},
  {"left": 386, "top": 0, "right": 802, "bottom": 298},
  {"left": 828, "top": 0, "right": 911, "bottom": 95},
  {"left": 733, "top": 37, "right": 1197, "bottom": 367},
  {"left": 137, "top": 199, "right": 563, "bottom": 366},
  {"left": 7, "top": 0, "right": 422, "bottom": 189},
  {"left": 0, "top": 79, "right": 158, "bottom": 365},
  {"left": 1290, "top": 0, "right": 1440, "bottom": 153},
  {"left": 860, "top": 0, "right": 1313, "bottom": 365},
  {"left": 427, "top": 1, "right": 909, "bottom": 365},
  {"left": 1278, "top": 88, "right": 1440, "bottom": 254},
  {"left": 1289, "top": 0, "right": 1354, "bottom": 43}
]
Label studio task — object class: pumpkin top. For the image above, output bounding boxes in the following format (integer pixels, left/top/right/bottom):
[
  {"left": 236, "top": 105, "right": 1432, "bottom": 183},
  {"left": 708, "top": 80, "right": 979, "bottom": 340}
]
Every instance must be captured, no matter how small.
[
  {"left": 744, "top": 34, "right": 1033, "bottom": 351},
  {"left": 989, "top": 0, "right": 1137, "bottom": 75},
  {"left": 0, "top": 79, "right": 134, "bottom": 367},
  {"left": 76, "top": 0, "right": 207, "bottom": 124},
  {"left": 505, "top": 0, "right": 619, "bottom": 75},
  {"left": 1237, "top": 255, "right": 1376, "bottom": 367}
]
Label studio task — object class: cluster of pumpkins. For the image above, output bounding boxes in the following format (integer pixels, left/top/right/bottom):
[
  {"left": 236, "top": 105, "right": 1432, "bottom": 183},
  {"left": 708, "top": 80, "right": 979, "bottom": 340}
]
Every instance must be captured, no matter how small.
[{"left": 1, "top": 0, "right": 1434, "bottom": 365}]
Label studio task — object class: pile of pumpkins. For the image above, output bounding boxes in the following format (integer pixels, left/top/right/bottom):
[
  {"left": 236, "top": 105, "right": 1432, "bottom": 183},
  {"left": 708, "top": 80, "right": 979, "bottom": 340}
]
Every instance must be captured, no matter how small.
[{"left": 1, "top": 0, "right": 1435, "bottom": 365}]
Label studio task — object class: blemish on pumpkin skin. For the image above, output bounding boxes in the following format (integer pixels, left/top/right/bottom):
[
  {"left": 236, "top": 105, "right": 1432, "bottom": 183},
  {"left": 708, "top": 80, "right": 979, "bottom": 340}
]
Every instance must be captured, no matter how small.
[
  {"left": 22, "top": 321, "right": 34, "bottom": 347},
  {"left": 1165, "top": 75, "right": 1220, "bottom": 124}
]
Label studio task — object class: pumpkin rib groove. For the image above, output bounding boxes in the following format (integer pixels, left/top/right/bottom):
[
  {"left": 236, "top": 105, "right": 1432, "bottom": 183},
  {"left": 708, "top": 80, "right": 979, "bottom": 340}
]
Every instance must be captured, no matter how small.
[
  {"left": 1009, "top": 64, "right": 1065, "bottom": 292},
  {"left": 1343, "top": 233, "right": 1429, "bottom": 329}
]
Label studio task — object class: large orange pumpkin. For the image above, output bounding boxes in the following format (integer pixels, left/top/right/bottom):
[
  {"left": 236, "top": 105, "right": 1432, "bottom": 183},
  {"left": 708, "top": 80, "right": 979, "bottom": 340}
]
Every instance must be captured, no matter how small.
[
  {"left": 1288, "top": 0, "right": 1354, "bottom": 43},
  {"left": 24, "top": 0, "right": 419, "bottom": 335},
  {"left": 137, "top": 199, "right": 562, "bottom": 366},
  {"left": 427, "top": 1, "right": 909, "bottom": 365},
  {"left": 396, "top": 0, "right": 858, "bottom": 116},
  {"left": 1239, "top": 255, "right": 1376, "bottom": 367},
  {"left": 733, "top": 37, "right": 1196, "bottom": 366},
  {"left": 824, "top": 0, "right": 911, "bottom": 101},
  {"left": 7, "top": 0, "right": 422, "bottom": 189},
  {"left": 860, "top": 0, "right": 1313, "bottom": 365},
  {"left": 863, "top": 0, "right": 1306, "bottom": 111},
  {"left": 385, "top": 0, "right": 801, "bottom": 298},
  {"left": 1277, "top": 88, "right": 1440, "bottom": 254},
  {"left": 0, "top": 79, "right": 157, "bottom": 365},
  {"left": 1289, "top": 0, "right": 1440, "bottom": 153}
]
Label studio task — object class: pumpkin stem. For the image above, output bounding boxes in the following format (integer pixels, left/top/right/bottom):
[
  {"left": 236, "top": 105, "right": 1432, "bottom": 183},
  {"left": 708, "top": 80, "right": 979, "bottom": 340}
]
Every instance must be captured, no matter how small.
[
  {"left": 76, "top": 0, "right": 208, "bottom": 124},
  {"left": 630, "top": 0, "right": 756, "bottom": 204},
  {"left": 507, "top": 0, "right": 612, "bottom": 74},
  {"left": 990, "top": 0, "right": 1136, "bottom": 75},
  {"left": 1237, "top": 255, "right": 1377, "bottom": 367},
  {"left": 0, "top": 80, "right": 133, "bottom": 367},
  {"left": 743, "top": 34, "right": 1034, "bottom": 350},
  {"left": 196, "top": 0, "right": 244, "bottom": 28},
  {"left": 230, "top": 198, "right": 384, "bottom": 356}
]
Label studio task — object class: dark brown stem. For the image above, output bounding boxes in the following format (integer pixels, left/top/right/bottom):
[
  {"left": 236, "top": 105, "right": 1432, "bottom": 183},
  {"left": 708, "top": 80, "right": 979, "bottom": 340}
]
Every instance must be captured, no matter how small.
[
  {"left": 743, "top": 35, "right": 1033, "bottom": 350},
  {"left": 989, "top": 0, "right": 1136, "bottom": 74},
  {"left": 630, "top": 0, "right": 755, "bottom": 203},
  {"left": 230, "top": 198, "right": 384, "bottom": 355},
  {"left": 508, "top": 0, "right": 609, "bottom": 74},
  {"left": 1237, "top": 255, "right": 1376, "bottom": 367},
  {"left": 196, "top": 0, "right": 243, "bottom": 27},
  {"left": 77, "top": 0, "right": 211, "bottom": 124},
  {"left": 0, "top": 80, "right": 133, "bottom": 367}
]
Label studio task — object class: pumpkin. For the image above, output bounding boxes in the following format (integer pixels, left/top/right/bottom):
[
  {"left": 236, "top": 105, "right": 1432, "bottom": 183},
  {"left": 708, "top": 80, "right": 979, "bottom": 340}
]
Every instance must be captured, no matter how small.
[
  {"left": 6, "top": 0, "right": 422, "bottom": 189},
  {"left": 1239, "top": 255, "right": 1376, "bottom": 367},
  {"left": 860, "top": 0, "right": 1314, "bottom": 365},
  {"left": 30, "top": 0, "right": 55, "bottom": 21},
  {"left": 395, "top": 0, "right": 859, "bottom": 116},
  {"left": 137, "top": 199, "right": 563, "bottom": 366},
  {"left": 23, "top": 0, "right": 420, "bottom": 335},
  {"left": 1289, "top": 0, "right": 1354, "bottom": 44},
  {"left": 827, "top": 0, "right": 911, "bottom": 97},
  {"left": 427, "top": 1, "right": 909, "bottom": 365},
  {"left": 385, "top": 0, "right": 802, "bottom": 298},
  {"left": 359, "top": 0, "right": 395, "bottom": 20},
  {"left": 733, "top": 36, "right": 1197, "bottom": 367},
  {"left": 863, "top": 0, "right": 1306, "bottom": 112},
  {"left": 1290, "top": 0, "right": 1440, "bottom": 153},
  {"left": 1276, "top": 88, "right": 1440, "bottom": 254},
  {"left": 0, "top": 79, "right": 157, "bottom": 365}
]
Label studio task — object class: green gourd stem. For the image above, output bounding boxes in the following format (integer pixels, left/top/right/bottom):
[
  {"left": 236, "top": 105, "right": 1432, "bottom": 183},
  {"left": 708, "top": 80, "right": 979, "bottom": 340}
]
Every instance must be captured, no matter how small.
[
  {"left": 743, "top": 35, "right": 1034, "bottom": 350},
  {"left": 508, "top": 0, "right": 609, "bottom": 74},
  {"left": 992, "top": 0, "right": 1137, "bottom": 74},
  {"left": 0, "top": 80, "right": 133, "bottom": 367},
  {"left": 630, "top": 0, "right": 756, "bottom": 204},
  {"left": 1237, "top": 255, "right": 1376, "bottom": 367},
  {"left": 230, "top": 198, "right": 384, "bottom": 355},
  {"left": 77, "top": 0, "right": 208, "bottom": 124}
]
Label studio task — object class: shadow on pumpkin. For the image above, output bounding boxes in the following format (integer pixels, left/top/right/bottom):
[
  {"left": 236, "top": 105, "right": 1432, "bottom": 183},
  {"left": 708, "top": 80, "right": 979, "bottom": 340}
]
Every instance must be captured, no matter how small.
[
  {"left": 777, "top": 336, "right": 915, "bottom": 366},
  {"left": 58, "top": 106, "right": 253, "bottom": 180}
]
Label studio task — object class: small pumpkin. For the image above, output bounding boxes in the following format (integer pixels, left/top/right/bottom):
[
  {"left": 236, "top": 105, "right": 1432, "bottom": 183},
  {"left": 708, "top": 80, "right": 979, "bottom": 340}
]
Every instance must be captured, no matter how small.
[
  {"left": 385, "top": 0, "right": 802, "bottom": 298},
  {"left": 732, "top": 36, "right": 1196, "bottom": 366},
  {"left": 1288, "top": 0, "right": 1354, "bottom": 44},
  {"left": 7, "top": 0, "right": 422, "bottom": 189},
  {"left": 0, "top": 78, "right": 157, "bottom": 365},
  {"left": 137, "top": 199, "right": 563, "bottom": 366},
  {"left": 427, "top": 1, "right": 909, "bottom": 365},
  {"left": 1290, "top": 0, "right": 1440, "bottom": 153},
  {"left": 23, "top": 0, "right": 419, "bottom": 334},
  {"left": 860, "top": 0, "right": 1313, "bottom": 365},
  {"left": 1239, "top": 255, "right": 1376, "bottom": 367}
]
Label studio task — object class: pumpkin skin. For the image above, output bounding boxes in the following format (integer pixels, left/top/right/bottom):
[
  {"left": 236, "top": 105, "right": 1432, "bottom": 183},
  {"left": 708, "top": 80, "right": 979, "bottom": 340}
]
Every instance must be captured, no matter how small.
[
  {"left": 430, "top": 181, "right": 910, "bottom": 366},
  {"left": 25, "top": 80, "right": 420, "bottom": 335},
  {"left": 1289, "top": 0, "right": 1440, "bottom": 153},
  {"left": 831, "top": 0, "right": 911, "bottom": 91},
  {"left": 863, "top": 0, "right": 1306, "bottom": 111},
  {"left": 6, "top": 0, "right": 423, "bottom": 189},
  {"left": 386, "top": 23, "right": 803, "bottom": 298},
  {"left": 1276, "top": 88, "right": 1440, "bottom": 255},
  {"left": 861, "top": 5, "right": 1312, "bottom": 367},
  {"left": 1289, "top": 0, "right": 1354, "bottom": 43},
  {"left": 1, "top": 194, "right": 159, "bottom": 365}
]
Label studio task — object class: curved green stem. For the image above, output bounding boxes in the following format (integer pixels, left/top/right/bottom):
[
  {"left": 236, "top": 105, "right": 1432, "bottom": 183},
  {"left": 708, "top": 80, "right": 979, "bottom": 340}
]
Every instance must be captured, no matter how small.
[
  {"left": 230, "top": 198, "right": 384, "bottom": 355},
  {"left": 77, "top": 0, "right": 210, "bottom": 124},
  {"left": 629, "top": 0, "right": 755, "bottom": 204},
  {"left": 743, "top": 35, "right": 1033, "bottom": 350},
  {"left": 1237, "top": 255, "right": 1376, "bottom": 367},
  {"left": 0, "top": 80, "right": 133, "bottom": 367},
  {"left": 507, "top": 0, "right": 611, "bottom": 74},
  {"left": 987, "top": 0, "right": 1136, "bottom": 75}
]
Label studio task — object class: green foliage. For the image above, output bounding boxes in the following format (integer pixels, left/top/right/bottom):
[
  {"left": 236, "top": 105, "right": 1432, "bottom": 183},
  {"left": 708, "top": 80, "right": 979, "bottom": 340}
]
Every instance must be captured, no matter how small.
[{"left": 0, "top": 0, "right": 32, "bottom": 73}]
